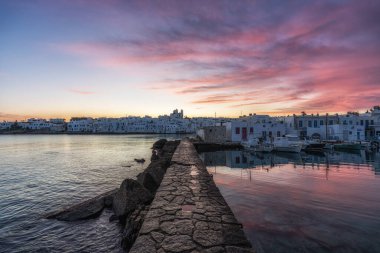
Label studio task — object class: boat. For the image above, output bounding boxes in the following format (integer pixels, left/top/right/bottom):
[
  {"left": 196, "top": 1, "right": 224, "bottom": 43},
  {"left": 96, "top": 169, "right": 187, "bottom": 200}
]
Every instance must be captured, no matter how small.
[
  {"left": 303, "top": 140, "right": 325, "bottom": 152},
  {"left": 254, "top": 143, "right": 274, "bottom": 153},
  {"left": 272, "top": 136, "right": 302, "bottom": 153},
  {"left": 355, "top": 141, "right": 371, "bottom": 150},
  {"left": 241, "top": 138, "right": 273, "bottom": 153},
  {"left": 322, "top": 140, "right": 339, "bottom": 150},
  {"left": 333, "top": 143, "right": 362, "bottom": 151},
  {"left": 283, "top": 134, "right": 310, "bottom": 150}
]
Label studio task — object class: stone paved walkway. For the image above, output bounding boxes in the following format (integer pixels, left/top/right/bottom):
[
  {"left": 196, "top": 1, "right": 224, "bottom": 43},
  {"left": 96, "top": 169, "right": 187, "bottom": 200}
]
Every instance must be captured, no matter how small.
[{"left": 130, "top": 140, "right": 254, "bottom": 253}]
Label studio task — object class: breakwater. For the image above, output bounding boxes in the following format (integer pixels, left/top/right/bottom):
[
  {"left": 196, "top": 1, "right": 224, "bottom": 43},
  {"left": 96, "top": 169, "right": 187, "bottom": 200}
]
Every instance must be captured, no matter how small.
[
  {"left": 46, "top": 138, "right": 253, "bottom": 252},
  {"left": 130, "top": 139, "right": 253, "bottom": 252}
]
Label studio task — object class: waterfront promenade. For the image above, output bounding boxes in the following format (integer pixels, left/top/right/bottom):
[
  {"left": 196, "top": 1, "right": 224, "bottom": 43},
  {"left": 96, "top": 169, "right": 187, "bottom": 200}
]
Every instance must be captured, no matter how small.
[{"left": 130, "top": 139, "right": 254, "bottom": 253}]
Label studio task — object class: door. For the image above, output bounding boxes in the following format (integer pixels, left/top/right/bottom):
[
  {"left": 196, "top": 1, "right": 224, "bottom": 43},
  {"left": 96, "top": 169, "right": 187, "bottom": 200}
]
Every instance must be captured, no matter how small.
[{"left": 242, "top": 127, "right": 247, "bottom": 141}]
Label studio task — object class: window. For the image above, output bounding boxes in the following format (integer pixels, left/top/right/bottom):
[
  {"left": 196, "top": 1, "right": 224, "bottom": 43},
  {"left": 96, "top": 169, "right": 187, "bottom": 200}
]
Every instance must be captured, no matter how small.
[
  {"left": 235, "top": 156, "right": 240, "bottom": 164},
  {"left": 360, "top": 120, "right": 364, "bottom": 126},
  {"left": 269, "top": 131, "right": 272, "bottom": 137},
  {"left": 371, "top": 120, "right": 374, "bottom": 125},
  {"left": 250, "top": 127, "right": 253, "bottom": 134},
  {"left": 235, "top": 127, "right": 240, "bottom": 134},
  {"left": 314, "top": 120, "right": 318, "bottom": 127},
  {"left": 308, "top": 121, "right": 312, "bottom": 127},
  {"left": 329, "top": 120, "right": 333, "bottom": 125},
  {"left": 320, "top": 120, "right": 324, "bottom": 125},
  {"left": 343, "top": 120, "right": 347, "bottom": 125},
  {"left": 277, "top": 131, "right": 281, "bottom": 137},
  {"left": 349, "top": 120, "right": 352, "bottom": 125},
  {"left": 299, "top": 121, "right": 303, "bottom": 127}
]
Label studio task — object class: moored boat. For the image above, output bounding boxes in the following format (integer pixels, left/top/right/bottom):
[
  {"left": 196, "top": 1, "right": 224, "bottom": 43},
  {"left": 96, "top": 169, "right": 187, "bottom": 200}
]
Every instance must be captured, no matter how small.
[
  {"left": 273, "top": 136, "right": 302, "bottom": 153},
  {"left": 304, "top": 141, "right": 325, "bottom": 152},
  {"left": 254, "top": 143, "right": 274, "bottom": 153},
  {"left": 241, "top": 138, "right": 273, "bottom": 153},
  {"left": 334, "top": 143, "right": 362, "bottom": 151}
]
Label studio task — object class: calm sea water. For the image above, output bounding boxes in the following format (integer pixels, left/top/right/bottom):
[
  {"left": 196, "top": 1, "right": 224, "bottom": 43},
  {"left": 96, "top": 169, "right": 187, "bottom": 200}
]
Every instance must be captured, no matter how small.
[
  {"left": 0, "top": 134, "right": 183, "bottom": 253},
  {"left": 201, "top": 150, "right": 380, "bottom": 253}
]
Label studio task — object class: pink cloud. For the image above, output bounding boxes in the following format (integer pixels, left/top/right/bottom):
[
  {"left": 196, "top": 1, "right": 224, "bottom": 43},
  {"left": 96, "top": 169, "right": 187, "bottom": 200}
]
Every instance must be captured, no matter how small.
[{"left": 53, "top": 0, "right": 380, "bottom": 115}]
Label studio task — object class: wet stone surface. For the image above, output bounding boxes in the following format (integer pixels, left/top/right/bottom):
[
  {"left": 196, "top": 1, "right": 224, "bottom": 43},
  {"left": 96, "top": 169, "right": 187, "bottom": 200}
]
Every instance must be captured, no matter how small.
[{"left": 130, "top": 140, "right": 254, "bottom": 253}]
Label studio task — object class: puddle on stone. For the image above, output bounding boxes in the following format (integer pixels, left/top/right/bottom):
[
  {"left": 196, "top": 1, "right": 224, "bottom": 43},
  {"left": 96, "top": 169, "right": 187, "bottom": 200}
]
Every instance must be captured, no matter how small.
[
  {"left": 182, "top": 205, "right": 196, "bottom": 212},
  {"left": 190, "top": 171, "right": 198, "bottom": 176},
  {"left": 190, "top": 168, "right": 198, "bottom": 176},
  {"left": 190, "top": 165, "right": 198, "bottom": 176}
]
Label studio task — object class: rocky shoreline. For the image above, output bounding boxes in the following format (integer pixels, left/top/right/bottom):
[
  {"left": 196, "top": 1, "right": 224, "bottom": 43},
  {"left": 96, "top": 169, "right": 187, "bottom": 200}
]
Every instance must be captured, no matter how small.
[{"left": 46, "top": 138, "right": 180, "bottom": 251}]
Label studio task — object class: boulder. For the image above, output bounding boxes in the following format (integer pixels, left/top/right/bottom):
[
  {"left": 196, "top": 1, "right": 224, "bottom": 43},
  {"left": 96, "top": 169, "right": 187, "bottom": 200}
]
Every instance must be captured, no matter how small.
[
  {"left": 45, "top": 188, "right": 118, "bottom": 221},
  {"left": 152, "top": 139, "right": 167, "bottom": 149},
  {"left": 137, "top": 141, "right": 179, "bottom": 193},
  {"left": 134, "top": 158, "right": 146, "bottom": 163},
  {"left": 137, "top": 160, "right": 167, "bottom": 193},
  {"left": 112, "top": 179, "right": 153, "bottom": 221},
  {"left": 121, "top": 205, "right": 149, "bottom": 251},
  {"left": 150, "top": 149, "right": 159, "bottom": 161}
]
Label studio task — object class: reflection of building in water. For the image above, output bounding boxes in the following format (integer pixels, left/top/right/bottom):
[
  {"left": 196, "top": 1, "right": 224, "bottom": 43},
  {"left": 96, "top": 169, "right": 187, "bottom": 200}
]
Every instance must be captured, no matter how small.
[
  {"left": 325, "top": 150, "right": 368, "bottom": 166},
  {"left": 372, "top": 153, "right": 380, "bottom": 175},
  {"left": 200, "top": 150, "right": 380, "bottom": 173},
  {"left": 199, "top": 151, "right": 227, "bottom": 167},
  {"left": 201, "top": 151, "right": 289, "bottom": 169}
]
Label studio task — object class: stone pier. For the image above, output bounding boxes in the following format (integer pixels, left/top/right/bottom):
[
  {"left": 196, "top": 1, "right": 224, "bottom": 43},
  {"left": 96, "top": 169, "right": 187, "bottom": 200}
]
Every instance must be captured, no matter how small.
[{"left": 130, "top": 139, "right": 254, "bottom": 253}]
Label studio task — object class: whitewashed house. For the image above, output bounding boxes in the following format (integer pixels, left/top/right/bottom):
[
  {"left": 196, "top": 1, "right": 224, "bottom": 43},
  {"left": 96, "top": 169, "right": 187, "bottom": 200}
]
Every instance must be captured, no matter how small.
[
  {"left": 0, "top": 121, "right": 12, "bottom": 130},
  {"left": 224, "top": 115, "right": 286, "bottom": 143},
  {"left": 371, "top": 106, "right": 380, "bottom": 140},
  {"left": 67, "top": 117, "right": 94, "bottom": 132},
  {"left": 26, "top": 118, "right": 52, "bottom": 130},
  {"left": 285, "top": 112, "right": 367, "bottom": 141},
  {"left": 49, "top": 118, "right": 66, "bottom": 132}
]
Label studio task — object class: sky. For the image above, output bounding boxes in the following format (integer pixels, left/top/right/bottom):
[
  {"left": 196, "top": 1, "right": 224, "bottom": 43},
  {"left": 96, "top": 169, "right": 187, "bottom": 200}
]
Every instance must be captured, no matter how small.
[{"left": 1, "top": 0, "right": 380, "bottom": 121}]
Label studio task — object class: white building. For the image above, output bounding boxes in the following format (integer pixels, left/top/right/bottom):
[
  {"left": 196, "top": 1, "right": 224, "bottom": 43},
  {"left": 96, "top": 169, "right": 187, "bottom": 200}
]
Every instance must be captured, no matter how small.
[
  {"left": 0, "top": 121, "right": 12, "bottom": 130},
  {"left": 225, "top": 115, "right": 286, "bottom": 143},
  {"left": 67, "top": 117, "right": 94, "bottom": 132},
  {"left": 49, "top": 118, "right": 66, "bottom": 132},
  {"left": 25, "top": 118, "right": 52, "bottom": 130},
  {"left": 371, "top": 106, "right": 380, "bottom": 140}
]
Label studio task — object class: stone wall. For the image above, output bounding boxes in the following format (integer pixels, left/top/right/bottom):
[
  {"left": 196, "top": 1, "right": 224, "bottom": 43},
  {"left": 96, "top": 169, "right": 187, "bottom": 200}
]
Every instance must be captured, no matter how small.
[{"left": 197, "top": 126, "right": 227, "bottom": 143}]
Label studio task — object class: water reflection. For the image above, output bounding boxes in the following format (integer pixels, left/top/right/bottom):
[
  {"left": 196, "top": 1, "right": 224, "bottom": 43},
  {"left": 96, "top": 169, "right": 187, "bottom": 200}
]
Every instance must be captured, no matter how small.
[
  {"left": 0, "top": 134, "right": 185, "bottom": 253},
  {"left": 201, "top": 150, "right": 380, "bottom": 253},
  {"left": 201, "top": 150, "right": 380, "bottom": 176}
]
